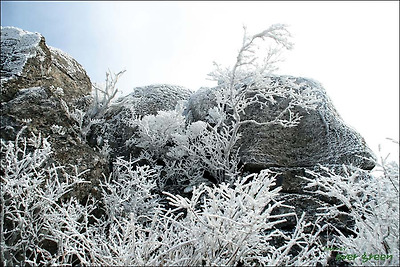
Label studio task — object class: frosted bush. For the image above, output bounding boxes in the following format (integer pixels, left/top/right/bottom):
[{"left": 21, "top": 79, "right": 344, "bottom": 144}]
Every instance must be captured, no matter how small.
[
  {"left": 90, "top": 69, "right": 126, "bottom": 118},
  {"left": 90, "top": 168, "right": 329, "bottom": 266},
  {"left": 168, "top": 120, "right": 237, "bottom": 185},
  {"left": 60, "top": 99, "right": 104, "bottom": 142},
  {"left": 100, "top": 157, "right": 160, "bottom": 220},
  {"left": 161, "top": 170, "right": 315, "bottom": 265},
  {"left": 2, "top": 23, "right": 399, "bottom": 266},
  {"left": 0, "top": 128, "right": 90, "bottom": 265},
  {"left": 302, "top": 161, "right": 399, "bottom": 266},
  {"left": 1, "top": 127, "right": 398, "bottom": 266},
  {"left": 126, "top": 108, "right": 186, "bottom": 156},
  {"left": 59, "top": 70, "right": 124, "bottom": 143}
]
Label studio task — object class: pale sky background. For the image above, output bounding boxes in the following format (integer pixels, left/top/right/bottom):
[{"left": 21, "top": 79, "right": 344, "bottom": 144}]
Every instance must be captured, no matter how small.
[{"left": 1, "top": 1, "right": 399, "bottom": 162}]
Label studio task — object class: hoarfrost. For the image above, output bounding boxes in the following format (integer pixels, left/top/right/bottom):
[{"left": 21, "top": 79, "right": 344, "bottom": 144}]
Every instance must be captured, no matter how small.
[
  {"left": 49, "top": 46, "right": 87, "bottom": 75},
  {"left": 111, "top": 84, "right": 192, "bottom": 115},
  {"left": 0, "top": 26, "right": 42, "bottom": 81}
]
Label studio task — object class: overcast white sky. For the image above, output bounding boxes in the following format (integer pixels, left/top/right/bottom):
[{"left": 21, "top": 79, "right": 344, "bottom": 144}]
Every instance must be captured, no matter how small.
[{"left": 1, "top": 1, "right": 399, "bottom": 161}]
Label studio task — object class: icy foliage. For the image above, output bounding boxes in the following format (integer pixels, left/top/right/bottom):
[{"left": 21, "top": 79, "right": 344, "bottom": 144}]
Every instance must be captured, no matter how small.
[
  {"left": 101, "top": 157, "right": 160, "bottom": 219},
  {"left": 0, "top": 127, "right": 90, "bottom": 265},
  {"left": 195, "top": 25, "right": 318, "bottom": 182},
  {"left": 127, "top": 107, "right": 186, "bottom": 155},
  {"left": 0, "top": 26, "right": 42, "bottom": 81},
  {"left": 60, "top": 99, "right": 103, "bottom": 143},
  {"left": 0, "top": 131, "right": 325, "bottom": 265},
  {"left": 1, "top": 127, "right": 399, "bottom": 266},
  {"left": 126, "top": 25, "right": 308, "bottom": 188},
  {"left": 87, "top": 83, "right": 192, "bottom": 161},
  {"left": 303, "top": 162, "right": 399, "bottom": 266},
  {"left": 1, "top": 24, "right": 397, "bottom": 266},
  {"left": 89, "top": 70, "right": 126, "bottom": 118}
]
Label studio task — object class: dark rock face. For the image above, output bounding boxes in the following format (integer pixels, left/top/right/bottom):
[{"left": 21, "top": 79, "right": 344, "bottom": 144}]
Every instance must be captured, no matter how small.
[
  {"left": 88, "top": 84, "right": 192, "bottom": 159},
  {"left": 1, "top": 26, "right": 107, "bottom": 201},
  {"left": 186, "top": 76, "right": 376, "bottom": 171},
  {"left": 1, "top": 27, "right": 91, "bottom": 103}
]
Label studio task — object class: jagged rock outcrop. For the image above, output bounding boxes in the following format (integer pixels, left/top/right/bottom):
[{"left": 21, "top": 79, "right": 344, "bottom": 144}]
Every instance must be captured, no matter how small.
[
  {"left": 88, "top": 84, "right": 192, "bottom": 159},
  {"left": 1, "top": 26, "right": 108, "bottom": 200},
  {"left": 186, "top": 76, "right": 376, "bottom": 171},
  {"left": 185, "top": 76, "right": 376, "bottom": 238}
]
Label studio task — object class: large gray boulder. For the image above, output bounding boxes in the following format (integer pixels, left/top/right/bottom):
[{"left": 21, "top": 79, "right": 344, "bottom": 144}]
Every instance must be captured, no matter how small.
[
  {"left": 186, "top": 75, "right": 376, "bottom": 171},
  {"left": 88, "top": 84, "right": 192, "bottom": 159},
  {"left": 185, "top": 75, "right": 376, "bottom": 235}
]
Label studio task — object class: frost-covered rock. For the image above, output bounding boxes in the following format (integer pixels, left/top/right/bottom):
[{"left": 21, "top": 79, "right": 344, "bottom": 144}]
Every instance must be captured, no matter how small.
[
  {"left": 186, "top": 75, "right": 376, "bottom": 171},
  {"left": 0, "top": 27, "right": 41, "bottom": 79},
  {"left": 88, "top": 84, "right": 192, "bottom": 158},
  {"left": 185, "top": 76, "right": 376, "bottom": 233},
  {"left": 1, "top": 26, "right": 91, "bottom": 102},
  {"left": 1, "top": 27, "right": 107, "bottom": 201}
]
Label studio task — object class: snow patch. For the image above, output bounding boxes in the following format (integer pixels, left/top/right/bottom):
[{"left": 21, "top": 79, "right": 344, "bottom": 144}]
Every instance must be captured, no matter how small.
[
  {"left": 0, "top": 26, "right": 42, "bottom": 81},
  {"left": 49, "top": 46, "right": 86, "bottom": 75},
  {"left": 15, "top": 87, "right": 47, "bottom": 99}
]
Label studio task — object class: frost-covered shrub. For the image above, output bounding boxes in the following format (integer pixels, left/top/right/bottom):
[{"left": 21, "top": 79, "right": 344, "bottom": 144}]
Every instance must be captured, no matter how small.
[
  {"left": 46, "top": 158, "right": 162, "bottom": 266},
  {"left": 0, "top": 127, "right": 90, "bottom": 265},
  {"left": 0, "top": 127, "right": 161, "bottom": 265},
  {"left": 1, "top": 127, "right": 398, "bottom": 266},
  {"left": 183, "top": 25, "right": 319, "bottom": 184},
  {"left": 59, "top": 70, "right": 125, "bottom": 143},
  {"left": 61, "top": 101, "right": 104, "bottom": 142},
  {"left": 126, "top": 105, "right": 186, "bottom": 158},
  {"left": 124, "top": 25, "right": 319, "bottom": 189},
  {"left": 161, "top": 170, "right": 328, "bottom": 266},
  {"left": 168, "top": 120, "right": 238, "bottom": 188},
  {"left": 127, "top": 107, "right": 237, "bottom": 190},
  {"left": 100, "top": 157, "right": 160, "bottom": 220},
  {"left": 0, "top": 127, "right": 327, "bottom": 266},
  {"left": 80, "top": 168, "right": 329, "bottom": 266},
  {"left": 90, "top": 69, "right": 126, "bottom": 119},
  {"left": 302, "top": 160, "right": 399, "bottom": 266}
]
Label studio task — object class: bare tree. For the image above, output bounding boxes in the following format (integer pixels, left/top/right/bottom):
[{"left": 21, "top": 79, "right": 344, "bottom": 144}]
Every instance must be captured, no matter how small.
[
  {"left": 60, "top": 69, "right": 125, "bottom": 143},
  {"left": 90, "top": 69, "right": 126, "bottom": 119}
]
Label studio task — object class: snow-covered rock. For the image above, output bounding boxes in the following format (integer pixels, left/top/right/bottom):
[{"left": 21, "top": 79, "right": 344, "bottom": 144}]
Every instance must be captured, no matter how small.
[
  {"left": 186, "top": 76, "right": 376, "bottom": 171},
  {"left": 0, "top": 26, "right": 41, "bottom": 79},
  {"left": 88, "top": 84, "right": 192, "bottom": 159},
  {"left": 1, "top": 26, "right": 91, "bottom": 103},
  {"left": 1, "top": 27, "right": 107, "bottom": 201},
  {"left": 185, "top": 76, "right": 376, "bottom": 241}
]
